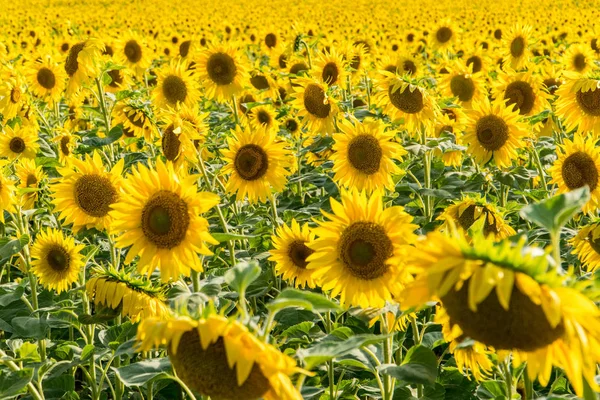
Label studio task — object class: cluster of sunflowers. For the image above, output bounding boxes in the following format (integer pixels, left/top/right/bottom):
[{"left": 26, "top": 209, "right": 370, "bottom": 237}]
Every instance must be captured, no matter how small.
[{"left": 3, "top": 0, "right": 600, "bottom": 399}]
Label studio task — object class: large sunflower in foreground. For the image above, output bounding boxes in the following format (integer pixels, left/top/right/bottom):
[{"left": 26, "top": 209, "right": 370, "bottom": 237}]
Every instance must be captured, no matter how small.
[
  {"left": 31, "top": 228, "right": 84, "bottom": 293},
  {"left": 110, "top": 160, "right": 219, "bottom": 282},
  {"left": 63, "top": 39, "right": 104, "bottom": 95},
  {"left": 290, "top": 77, "right": 339, "bottom": 135},
  {"left": 0, "top": 124, "right": 39, "bottom": 160},
  {"left": 402, "top": 228, "right": 600, "bottom": 397},
  {"left": 195, "top": 44, "right": 249, "bottom": 102},
  {"left": 221, "top": 125, "right": 293, "bottom": 203},
  {"left": 51, "top": 152, "right": 124, "bottom": 231},
  {"left": 549, "top": 134, "right": 600, "bottom": 214},
  {"left": 152, "top": 61, "right": 200, "bottom": 111},
  {"left": 137, "top": 311, "right": 304, "bottom": 400},
  {"left": 270, "top": 219, "right": 317, "bottom": 289},
  {"left": 571, "top": 221, "right": 600, "bottom": 272},
  {"left": 463, "top": 99, "right": 529, "bottom": 169},
  {"left": 306, "top": 190, "right": 418, "bottom": 308},
  {"left": 555, "top": 75, "right": 600, "bottom": 134},
  {"left": 331, "top": 117, "right": 406, "bottom": 192}
]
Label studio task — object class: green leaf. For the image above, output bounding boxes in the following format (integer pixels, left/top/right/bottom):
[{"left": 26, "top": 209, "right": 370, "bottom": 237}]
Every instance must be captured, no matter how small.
[
  {"left": 81, "top": 125, "right": 123, "bottom": 147},
  {"left": 0, "top": 369, "right": 33, "bottom": 398},
  {"left": 0, "top": 286, "right": 24, "bottom": 307},
  {"left": 80, "top": 344, "right": 95, "bottom": 362},
  {"left": 379, "top": 345, "right": 438, "bottom": 386},
  {"left": 296, "top": 334, "right": 390, "bottom": 369},
  {"left": 267, "top": 288, "right": 342, "bottom": 314},
  {"left": 224, "top": 260, "right": 261, "bottom": 294},
  {"left": 211, "top": 232, "right": 257, "bottom": 242},
  {"left": 114, "top": 358, "right": 172, "bottom": 387},
  {"left": 11, "top": 316, "right": 48, "bottom": 340},
  {"left": 18, "top": 342, "right": 40, "bottom": 362},
  {"left": 476, "top": 380, "right": 507, "bottom": 399},
  {"left": 0, "top": 235, "right": 29, "bottom": 265},
  {"left": 520, "top": 186, "right": 590, "bottom": 235}
]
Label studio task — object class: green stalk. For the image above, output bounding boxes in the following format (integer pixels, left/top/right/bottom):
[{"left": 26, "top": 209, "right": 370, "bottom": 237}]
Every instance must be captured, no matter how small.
[
  {"left": 531, "top": 145, "right": 548, "bottom": 192},
  {"left": 95, "top": 77, "right": 114, "bottom": 164},
  {"left": 0, "top": 350, "right": 45, "bottom": 400}
]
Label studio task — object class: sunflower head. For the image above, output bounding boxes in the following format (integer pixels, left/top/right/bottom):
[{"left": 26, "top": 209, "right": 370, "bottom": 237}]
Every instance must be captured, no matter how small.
[{"left": 270, "top": 219, "right": 317, "bottom": 289}]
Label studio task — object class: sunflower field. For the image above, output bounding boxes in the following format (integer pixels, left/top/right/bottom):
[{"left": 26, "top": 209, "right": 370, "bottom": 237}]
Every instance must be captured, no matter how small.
[{"left": 4, "top": 0, "right": 600, "bottom": 399}]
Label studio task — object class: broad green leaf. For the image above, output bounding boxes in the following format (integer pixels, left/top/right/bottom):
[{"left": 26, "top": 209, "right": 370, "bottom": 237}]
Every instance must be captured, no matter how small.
[
  {"left": 80, "top": 344, "right": 95, "bottom": 362},
  {"left": 0, "top": 369, "right": 33, "bottom": 398},
  {"left": 18, "top": 342, "right": 40, "bottom": 362},
  {"left": 379, "top": 345, "right": 438, "bottom": 386},
  {"left": 296, "top": 334, "right": 390, "bottom": 369},
  {"left": 0, "top": 286, "right": 24, "bottom": 307},
  {"left": 0, "top": 235, "right": 29, "bottom": 265},
  {"left": 267, "top": 288, "right": 342, "bottom": 314},
  {"left": 11, "top": 316, "right": 48, "bottom": 340},
  {"left": 114, "top": 358, "right": 172, "bottom": 387},
  {"left": 81, "top": 125, "right": 123, "bottom": 147},
  {"left": 224, "top": 260, "right": 261, "bottom": 294},
  {"left": 476, "top": 380, "right": 507, "bottom": 399}
]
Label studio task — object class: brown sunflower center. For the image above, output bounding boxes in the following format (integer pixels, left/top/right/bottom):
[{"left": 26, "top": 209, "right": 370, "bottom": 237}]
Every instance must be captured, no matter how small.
[
  {"left": 265, "top": 33, "right": 277, "bottom": 48},
  {"left": 456, "top": 205, "right": 500, "bottom": 237},
  {"left": 124, "top": 40, "right": 142, "bottom": 63},
  {"left": 278, "top": 54, "right": 288, "bottom": 69},
  {"left": 37, "top": 67, "right": 56, "bottom": 90},
  {"left": 288, "top": 240, "right": 314, "bottom": 269},
  {"left": 46, "top": 245, "right": 71, "bottom": 272},
  {"left": 466, "top": 56, "right": 482, "bottom": 73},
  {"left": 338, "top": 222, "right": 393, "bottom": 280},
  {"left": 573, "top": 53, "right": 586, "bottom": 72},
  {"left": 289, "top": 62, "right": 308, "bottom": 75},
  {"left": 510, "top": 36, "right": 525, "bottom": 58},
  {"left": 347, "top": 135, "right": 382, "bottom": 175},
  {"left": 234, "top": 144, "right": 269, "bottom": 181},
  {"left": 60, "top": 136, "right": 71, "bottom": 155},
  {"left": 543, "top": 78, "right": 561, "bottom": 95},
  {"left": 179, "top": 40, "right": 191, "bottom": 57},
  {"left": 436, "top": 27, "right": 453, "bottom": 44},
  {"left": 576, "top": 88, "right": 600, "bottom": 116},
  {"left": 388, "top": 86, "right": 424, "bottom": 114},
  {"left": 162, "top": 75, "right": 188, "bottom": 104},
  {"left": 561, "top": 151, "right": 598, "bottom": 191},
  {"left": 441, "top": 278, "right": 565, "bottom": 351},
  {"left": 303, "top": 83, "right": 331, "bottom": 118},
  {"left": 141, "top": 190, "right": 189, "bottom": 249},
  {"left": 403, "top": 60, "right": 417, "bottom": 75},
  {"left": 10, "top": 88, "right": 21, "bottom": 103},
  {"left": 450, "top": 75, "right": 475, "bottom": 102},
  {"left": 250, "top": 75, "right": 269, "bottom": 90},
  {"left": 162, "top": 124, "right": 181, "bottom": 162},
  {"left": 504, "top": 81, "right": 535, "bottom": 115},
  {"left": 9, "top": 137, "right": 26, "bottom": 153},
  {"left": 285, "top": 119, "right": 298, "bottom": 133},
  {"left": 207, "top": 52, "right": 237, "bottom": 86},
  {"left": 256, "top": 110, "right": 271, "bottom": 125},
  {"left": 322, "top": 62, "right": 339, "bottom": 85},
  {"left": 125, "top": 110, "right": 145, "bottom": 128},
  {"left": 170, "top": 330, "right": 270, "bottom": 400},
  {"left": 384, "top": 65, "right": 397, "bottom": 74},
  {"left": 26, "top": 174, "right": 38, "bottom": 187},
  {"left": 74, "top": 174, "right": 118, "bottom": 218},
  {"left": 65, "top": 42, "right": 85, "bottom": 76},
  {"left": 475, "top": 115, "right": 509, "bottom": 151}
]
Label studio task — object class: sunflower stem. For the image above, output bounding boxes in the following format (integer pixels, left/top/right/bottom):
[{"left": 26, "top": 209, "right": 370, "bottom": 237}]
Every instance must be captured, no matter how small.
[
  {"left": 531, "top": 145, "right": 548, "bottom": 192},
  {"left": 231, "top": 95, "right": 240, "bottom": 126},
  {"left": 270, "top": 193, "right": 279, "bottom": 227},
  {"left": 422, "top": 128, "right": 433, "bottom": 221},
  {"left": 300, "top": 40, "right": 312, "bottom": 69},
  {"left": 501, "top": 360, "right": 513, "bottom": 400},
  {"left": 381, "top": 315, "right": 394, "bottom": 400},
  {"left": 95, "top": 77, "right": 114, "bottom": 164},
  {"left": 296, "top": 137, "right": 304, "bottom": 204},
  {"left": 0, "top": 350, "right": 45, "bottom": 400},
  {"left": 191, "top": 270, "right": 200, "bottom": 293},
  {"left": 523, "top": 366, "right": 533, "bottom": 400},
  {"left": 551, "top": 232, "right": 562, "bottom": 271},
  {"left": 169, "top": 373, "right": 197, "bottom": 400}
]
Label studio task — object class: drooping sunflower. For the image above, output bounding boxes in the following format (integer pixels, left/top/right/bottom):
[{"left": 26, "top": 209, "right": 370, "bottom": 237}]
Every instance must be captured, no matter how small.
[
  {"left": 571, "top": 221, "right": 600, "bottom": 272},
  {"left": 110, "top": 160, "right": 219, "bottom": 282},
  {"left": 86, "top": 267, "right": 170, "bottom": 322},
  {"left": 136, "top": 311, "right": 304, "bottom": 400},
  {"left": 463, "top": 99, "right": 529, "bottom": 169},
  {"left": 15, "top": 159, "right": 44, "bottom": 210},
  {"left": 402, "top": 228, "right": 600, "bottom": 397},
  {"left": 555, "top": 75, "right": 600, "bottom": 134},
  {"left": 26, "top": 54, "right": 66, "bottom": 104},
  {"left": 331, "top": 117, "right": 405, "bottom": 192},
  {"left": 437, "top": 196, "right": 516, "bottom": 240},
  {"left": 111, "top": 102, "right": 155, "bottom": 141},
  {"left": 290, "top": 77, "right": 339, "bottom": 135},
  {"left": 312, "top": 48, "right": 348, "bottom": 87},
  {"left": 152, "top": 61, "right": 200, "bottom": 111},
  {"left": 0, "top": 124, "right": 39, "bottom": 160},
  {"left": 116, "top": 33, "right": 151, "bottom": 77},
  {"left": 63, "top": 39, "right": 104, "bottom": 95},
  {"left": 246, "top": 105, "right": 280, "bottom": 134},
  {"left": 306, "top": 189, "right": 418, "bottom": 308},
  {"left": 0, "top": 170, "right": 15, "bottom": 223},
  {"left": 221, "top": 125, "right": 293, "bottom": 203},
  {"left": 374, "top": 73, "right": 437, "bottom": 136},
  {"left": 502, "top": 24, "right": 533, "bottom": 70},
  {"left": 51, "top": 152, "right": 124, "bottom": 231},
  {"left": 563, "top": 44, "right": 596, "bottom": 74},
  {"left": 195, "top": 44, "right": 249, "bottom": 102},
  {"left": 493, "top": 70, "right": 550, "bottom": 117},
  {"left": 31, "top": 228, "right": 84, "bottom": 294},
  {"left": 440, "top": 62, "right": 486, "bottom": 107},
  {"left": 549, "top": 134, "right": 600, "bottom": 214},
  {"left": 269, "top": 219, "right": 317, "bottom": 289}
]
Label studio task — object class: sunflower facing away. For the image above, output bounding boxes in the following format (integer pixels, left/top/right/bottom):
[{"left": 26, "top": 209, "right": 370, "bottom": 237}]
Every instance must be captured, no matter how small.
[
  {"left": 402, "top": 228, "right": 600, "bottom": 397},
  {"left": 0, "top": 124, "right": 39, "bottom": 160},
  {"left": 269, "top": 219, "right": 317, "bottom": 289},
  {"left": 290, "top": 77, "right": 339, "bottom": 135},
  {"left": 571, "top": 221, "right": 600, "bottom": 272},
  {"left": 136, "top": 310, "right": 304, "bottom": 400},
  {"left": 306, "top": 189, "right": 418, "bottom": 308},
  {"left": 110, "top": 160, "right": 219, "bottom": 282},
  {"left": 31, "top": 228, "right": 84, "bottom": 293},
  {"left": 221, "top": 125, "right": 293, "bottom": 203},
  {"left": 51, "top": 152, "right": 124, "bottom": 231},
  {"left": 196, "top": 44, "right": 249, "bottom": 102},
  {"left": 112, "top": 102, "right": 155, "bottom": 141},
  {"left": 555, "top": 75, "right": 600, "bottom": 135},
  {"left": 152, "top": 61, "right": 200, "bottom": 111},
  {"left": 549, "top": 134, "right": 600, "bottom": 214},
  {"left": 63, "top": 39, "right": 104, "bottom": 95},
  {"left": 331, "top": 117, "right": 406, "bottom": 192}
]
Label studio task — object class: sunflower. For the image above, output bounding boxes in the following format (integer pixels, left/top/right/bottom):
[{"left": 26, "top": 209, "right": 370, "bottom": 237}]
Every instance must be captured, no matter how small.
[
  {"left": 158, "top": 104, "right": 209, "bottom": 163},
  {"left": 26, "top": 54, "right": 66, "bottom": 104},
  {"left": 111, "top": 102, "right": 155, "bottom": 141},
  {"left": 290, "top": 77, "right": 339, "bottom": 135},
  {"left": 86, "top": 267, "right": 170, "bottom": 322},
  {"left": 437, "top": 196, "right": 515, "bottom": 240},
  {"left": 331, "top": 117, "right": 405, "bottom": 192},
  {"left": 374, "top": 73, "right": 438, "bottom": 135},
  {"left": 269, "top": 219, "right": 317, "bottom": 289},
  {"left": 306, "top": 189, "right": 418, "bottom": 308},
  {"left": 117, "top": 33, "right": 151, "bottom": 77},
  {"left": 136, "top": 311, "right": 303, "bottom": 400},
  {"left": 246, "top": 104, "right": 280, "bottom": 134},
  {"left": 282, "top": 115, "right": 301, "bottom": 137},
  {"left": 63, "top": 39, "right": 104, "bottom": 95},
  {"left": 195, "top": 44, "right": 249, "bottom": 102},
  {"left": 493, "top": 70, "right": 550, "bottom": 117},
  {"left": 440, "top": 62, "right": 486, "bottom": 107},
  {"left": 463, "top": 98, "right": 529, "bottom": 169},
  {"left": 221, "top": 125, "right": 293, "bottom": 203},
  {"left": 549, "top": 134, "right": 600, "bottom": 214},
  {"left": 103, "top": 67, "right": 132, "bottom": 94},
  {"left": 402, "top": 228, "right": 600, "bottom": 397},
  {"left": 555, "top": 75, "right": 600, "bottom": 134},
  {"left": 571, "top": 221, "right": 600, "bottom": 272},
  {"left": 0, "top": 170, "right": 15, "bottom": 223},
  {"left": 51, "top": 127, "right": 76, "bottom": 164},
  {"left": 0, "top": 75, "right": 26, "bottom": 120},
  {"left": 563, "top": 44, "right": 596, "bottom": 74},
  {"left": 30, "top": 228, "right": 84, "bottom": 293},
  {"left": 432, "top": 19, "right": 458, "bottom": 50},
  {"left": 396, "top": 53, "right": 423, "bottom": 77},
  {"left": 0, "top": 124, "right": 39, "bottom": 160},
  {"left": 346, "top": 42, "right": 369, "bottom": 81},
  {"left": 51, "top": 152, "right": 124, "bottom": 231},
  {"left": 15, "top": 159, "right": 44, "bottom": 210},
  {"left": 152, "top": 61, "right": 200, "bottom": 111},
  {"left": 249, "top": 70, "right": 277, "bottom": 98},
  {"left": 110, "top": 160, "right": 219, "bottom": 282},
  {"left": 502, "top": 24, "right": 533, "bottom": 70},
  {"left": 312, "top": 48, "right": 348, "bottom": 87}
]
